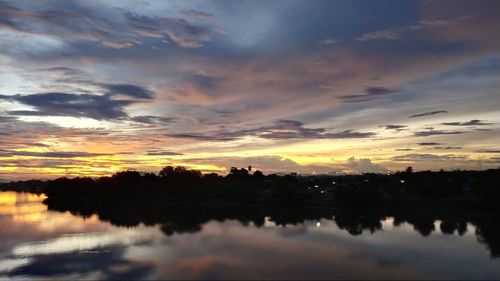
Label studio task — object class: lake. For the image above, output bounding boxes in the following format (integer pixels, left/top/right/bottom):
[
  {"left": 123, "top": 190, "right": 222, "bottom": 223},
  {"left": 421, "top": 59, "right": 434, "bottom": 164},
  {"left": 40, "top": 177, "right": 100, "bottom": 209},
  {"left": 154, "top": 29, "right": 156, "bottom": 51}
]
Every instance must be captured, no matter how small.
[{"left": 0, "top": 191, "right": 499, "bottom": 280}]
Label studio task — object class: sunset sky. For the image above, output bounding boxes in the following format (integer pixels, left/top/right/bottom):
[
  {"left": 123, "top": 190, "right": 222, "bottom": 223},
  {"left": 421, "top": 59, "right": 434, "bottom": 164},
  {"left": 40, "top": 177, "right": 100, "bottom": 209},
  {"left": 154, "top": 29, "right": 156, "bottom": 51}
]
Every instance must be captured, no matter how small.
[{"left": 0, "top": 0, "right": 499, "bottom": 179}]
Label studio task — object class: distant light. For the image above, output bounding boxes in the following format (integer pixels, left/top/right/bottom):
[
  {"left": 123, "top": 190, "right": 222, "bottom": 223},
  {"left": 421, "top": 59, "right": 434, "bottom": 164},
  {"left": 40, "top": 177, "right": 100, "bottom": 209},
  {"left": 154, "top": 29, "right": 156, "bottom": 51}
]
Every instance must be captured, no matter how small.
[
  {"left": 364, "top": 179, "right": 369, "bottom": 182},
  {"left": 320, "top": 190, "right": 325, "bottom": 194},
  {"left": 314, "top": 185, "right": 319, "bottom": 188},
  {"left": 332, "top": 181, "right": 336, "bottom": 185},
  {"left": 316, "top": 222, "right": 321, "bottom": 228},
  {"left": 400, "top": 180, "right": 405, "bottom": 183}
]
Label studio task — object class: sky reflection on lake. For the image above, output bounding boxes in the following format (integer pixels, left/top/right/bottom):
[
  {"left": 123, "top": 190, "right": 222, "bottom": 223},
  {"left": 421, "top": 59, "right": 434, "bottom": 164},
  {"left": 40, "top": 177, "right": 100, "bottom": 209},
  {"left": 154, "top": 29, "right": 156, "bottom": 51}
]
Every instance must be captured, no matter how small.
[{"left": 0, "top": 191, "right": 499, "bottom": 280}]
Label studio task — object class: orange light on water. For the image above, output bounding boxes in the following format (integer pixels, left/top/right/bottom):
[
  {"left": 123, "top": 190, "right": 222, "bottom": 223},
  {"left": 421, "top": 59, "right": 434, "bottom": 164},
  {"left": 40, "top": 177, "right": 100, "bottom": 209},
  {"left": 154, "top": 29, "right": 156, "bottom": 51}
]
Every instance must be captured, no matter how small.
[{"left": 0, "top": 192, "right": 17, "bottom": 205}]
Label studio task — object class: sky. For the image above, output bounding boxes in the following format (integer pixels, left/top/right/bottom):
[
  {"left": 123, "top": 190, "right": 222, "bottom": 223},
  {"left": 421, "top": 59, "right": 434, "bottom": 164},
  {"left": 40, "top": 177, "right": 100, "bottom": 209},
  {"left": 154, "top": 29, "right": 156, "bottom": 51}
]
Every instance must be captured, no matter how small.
[{"left": 0, "top": 0, "right": 499, "bottom": 179}]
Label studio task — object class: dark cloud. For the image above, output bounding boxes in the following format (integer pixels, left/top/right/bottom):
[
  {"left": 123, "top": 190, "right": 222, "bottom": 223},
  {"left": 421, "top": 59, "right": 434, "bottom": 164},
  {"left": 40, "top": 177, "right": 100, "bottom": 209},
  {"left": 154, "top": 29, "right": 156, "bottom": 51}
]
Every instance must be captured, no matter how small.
[
  {"left": 383, "top": 125, "right": 407, "bottom": 130},
  {"left": 392, "top": 153, "right": 467, "bottom": 162},
  {"left": 130, "top": 116, "right": 175, "bottom": 125},
  {"left": 0, "top": 149, "right": 111, "bottom": 158},
  {"left": 408, "top": 110, "right": 448, "bottom": 118},
  {"left": 489, "top": 157, "right": 500, "bottom": 164},
  {"left": 145, "top": 151, "right": 183, "bottom": 156},
  {"left": 442, "top": 119, "right": 493, "bottom": 126},
  {"left": 396, "top": 148, "right": 413, "bottom": 151},
  {"left": 340, "top": 87, "right": 398, "bottom": 103},
  {"left": 418, "top": 142, "right": 443, "bottom": 146},
  {"left": 102, "top": 84, "right": 154, "bottom": 99},
  {"left": 476, "top": 150, "right": 500, "bottom": 154},
  {"left": 0, "top": 83, "right": 154, "bottom": 121},
  {"left": 34, "top": 67, "right": 83, "bottom": 76},
  {"left": 168, "top": 120, "right": 375, "bottom": 141},
  {"left": 434, "top": 146, "right": 462, "bottom": 150},
  {"left": 0, "top": 140, "right": 51, "bottom": 149},
  {"left": 414, "top": 129, "right": 466, "bottom": 137},
  {"left": 167, "top": 133, "right": 235, "bottom": 142},
  {"left": 0, "top": 115, "right": 18, "bottom": 122},
  {"left": 3, "top": 92, "right": 134, "bottom": 120},
  {"left": 381, "top": 124, "right": 407, "bottom": 132}
]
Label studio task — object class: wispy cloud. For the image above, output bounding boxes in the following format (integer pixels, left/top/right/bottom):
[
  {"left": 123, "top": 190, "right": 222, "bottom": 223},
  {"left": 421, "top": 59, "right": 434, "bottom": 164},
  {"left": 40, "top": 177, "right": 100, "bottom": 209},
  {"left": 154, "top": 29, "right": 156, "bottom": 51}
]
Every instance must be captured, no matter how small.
[
  {"left": 168, "top": 120, "right": 375, "bottom": 141},
  {"left": 0, "top": 149, "right": 112, "bottom": 158},
  {"left": 476, "top": 150, "right": 500, "bottom": 154},
  {"left": 356, "top": 16, "right": 473, "bottom": 42},
  {"left": 339, "top": 87, "right": 398, "bottom": 103},
  {"left": 0, "top": 2, "right": 220, "bottom": 52},
  {"left": 414, "top": 129, "right": 466, "bottom": 137},
  {"left": 442, "top": 119, "right": 493, "bottom": 126},
  {"left": 418, "top": 142, "right": 443, "bottom": 146},
  {"left": 409, "top": 110, "right": 448, "bottom": 118},
  {"left": 381, "top": 124, "right": 408, "bottom": 132},
  {"left": 145, "top": 151, "right": 183, "bottom": 156},
  {"left": 392, "top": 153, "right": 467, "bottom": 162}
]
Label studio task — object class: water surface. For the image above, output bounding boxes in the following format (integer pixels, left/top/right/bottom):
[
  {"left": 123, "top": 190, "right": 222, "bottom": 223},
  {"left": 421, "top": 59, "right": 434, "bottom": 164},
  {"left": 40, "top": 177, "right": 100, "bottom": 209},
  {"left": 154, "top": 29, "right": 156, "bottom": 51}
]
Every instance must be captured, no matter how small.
[{"left": 1, "top": 191, "right": 499, "bottom": 280}]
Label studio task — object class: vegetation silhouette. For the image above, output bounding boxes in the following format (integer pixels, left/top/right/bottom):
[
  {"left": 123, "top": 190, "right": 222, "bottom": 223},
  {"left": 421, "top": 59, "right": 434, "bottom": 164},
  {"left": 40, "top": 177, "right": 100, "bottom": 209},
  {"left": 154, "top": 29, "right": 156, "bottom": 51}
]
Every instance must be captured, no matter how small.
[{"left": 1, "top": 166, "right": 499, "bottom": 257}]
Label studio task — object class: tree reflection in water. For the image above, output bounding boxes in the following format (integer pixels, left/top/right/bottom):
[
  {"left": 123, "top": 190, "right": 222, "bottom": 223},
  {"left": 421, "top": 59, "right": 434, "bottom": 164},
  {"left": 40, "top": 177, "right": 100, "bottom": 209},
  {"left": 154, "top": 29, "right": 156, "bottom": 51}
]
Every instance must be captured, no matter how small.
[{"left": 45, "top": 201, "right": 500, "bottom": 259}]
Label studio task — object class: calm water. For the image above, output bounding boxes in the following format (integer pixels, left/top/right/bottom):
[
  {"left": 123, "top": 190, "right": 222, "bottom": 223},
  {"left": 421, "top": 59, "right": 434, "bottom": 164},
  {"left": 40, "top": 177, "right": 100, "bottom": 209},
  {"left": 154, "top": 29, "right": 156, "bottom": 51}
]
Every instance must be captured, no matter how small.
[{"left": 0, "top": 191, "right": 499, "bottom": 280}]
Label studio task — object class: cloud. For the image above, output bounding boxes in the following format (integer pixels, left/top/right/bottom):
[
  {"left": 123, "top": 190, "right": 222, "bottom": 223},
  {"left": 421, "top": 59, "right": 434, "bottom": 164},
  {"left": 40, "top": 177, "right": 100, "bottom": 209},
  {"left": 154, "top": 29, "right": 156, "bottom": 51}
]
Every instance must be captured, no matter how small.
[
  {"left": 34, "top": 66, "right": 83, "bottom": 76},
  {"left": 0, "top": 83, "right": 154, "bottom": 121},
  {"left": 442, "top": 119, "right": 493, "bottom": 126},
  {"left": 356, "top": 16, "right": 473, "bottom": 42},
  {"left": 344, "top": 157, "right": 388, "bottom": 173},
  {"left": 179, "top": 10, "right": 222, "bottom": 26},
  {"left": 3, "top": 92, "right": 133, "bottom": 120},
  {"left": 130, "top": 116, "right": 175, "bottom": 125},
  {"left": 414, "top": 129, "right": 465, "bottom": 137},
  {"left": 418, "top": 142, "right": 443, "bottom": 146},
  {"left": 102, "top": 84, "right": 154, "bottom": 99},
  {"left": 0, "top": 2, "right": 219, "bottom": 52},
  {"left": 124, "top": 12, "right": 214, "bottom": 48},
  {"left": 145, "top": 151, "right": 183, "bottom": 156},
  {"left": 210, "top": 103, "right": 247, "bottom": 115},
  {"left": 433, "top": 146, "right": 462, "bottom": 150},
  {"left": 488, "top": 157, "right": 500, "bottom": 164},
  {"left": 381, "top": 125, "right": 407, "bottom": 132},
  {"left": 339, "top": 87, "right": 398, "bottom": 103},
  {"left": 476, "top": 150, "right": 500, "bottom": 154},
  {"left": 408, "top": 110, "right": 448, "bottom": 118},
  {"left": 392, "top": 153, "right": 467, "bottom": 161},
  {"left": 168, "top": 120, "right": 375, "bottom": 141},
  {"left": 0, "top": 149, "right": 111, "bottom": 158}
]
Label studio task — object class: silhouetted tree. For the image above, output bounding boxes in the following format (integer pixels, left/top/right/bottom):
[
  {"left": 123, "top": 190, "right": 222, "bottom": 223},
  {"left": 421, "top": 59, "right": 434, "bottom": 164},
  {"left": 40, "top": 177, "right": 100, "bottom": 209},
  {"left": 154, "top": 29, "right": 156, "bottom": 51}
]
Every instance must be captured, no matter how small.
[{"left": 159, "top": 166, "right": 174, "bottom": 178}]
